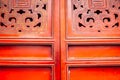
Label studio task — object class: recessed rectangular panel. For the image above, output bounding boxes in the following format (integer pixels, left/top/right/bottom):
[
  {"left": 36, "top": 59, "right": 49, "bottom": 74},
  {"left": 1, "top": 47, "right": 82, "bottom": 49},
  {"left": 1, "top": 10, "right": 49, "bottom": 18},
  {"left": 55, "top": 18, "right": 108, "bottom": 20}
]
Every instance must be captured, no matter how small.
[
  {"left": 69, "top": 67, "right": 120, "bottom": 80},
  {"left": 0, "top": 67, "right": 52, "bottom": 80},
  {"left": 0, "top": 45, "right": 52, "bottom": 60},
  {"left": 67, "top": 0, "right": 120, "bottom": 38},
  {"left": 68, "top": 45, "right": 120, "bottom": 59},
  {"left": 0, "top": 0, "right": 52, "bottom": 38}
]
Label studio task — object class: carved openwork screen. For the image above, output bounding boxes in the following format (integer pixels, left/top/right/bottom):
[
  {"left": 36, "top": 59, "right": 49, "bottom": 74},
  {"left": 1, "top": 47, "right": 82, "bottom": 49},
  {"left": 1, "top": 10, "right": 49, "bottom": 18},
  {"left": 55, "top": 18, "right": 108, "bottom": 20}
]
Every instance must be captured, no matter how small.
[
  {"left": 0, "top": 0, "right": 52, "bottom": 38},
  {"left": 67, "top": 0, "right": 120, "bottom": 38}
]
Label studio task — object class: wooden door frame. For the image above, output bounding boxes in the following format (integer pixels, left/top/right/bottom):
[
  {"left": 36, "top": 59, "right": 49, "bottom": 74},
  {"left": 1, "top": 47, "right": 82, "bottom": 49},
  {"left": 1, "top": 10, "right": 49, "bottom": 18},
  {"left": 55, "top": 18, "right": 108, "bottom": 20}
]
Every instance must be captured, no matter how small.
[
  {"left": 0, "top": 0, "right": 60, "bottom": 80},
  {"left": 60, "top": 0, "right": 120, "bottom": 80}
]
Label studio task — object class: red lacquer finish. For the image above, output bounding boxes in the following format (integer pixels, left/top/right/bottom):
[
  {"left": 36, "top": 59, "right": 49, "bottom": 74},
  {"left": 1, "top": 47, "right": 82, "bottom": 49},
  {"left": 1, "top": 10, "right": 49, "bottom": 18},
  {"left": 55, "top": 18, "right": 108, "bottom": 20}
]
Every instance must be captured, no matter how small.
[
  {"left": 0, "top": 45, "right": 52, "bottom": 60},
  {"left": 0, "top": 67, "right": 52, "bottom": 80},
  {"left": 0, "top": 0, "right": 120, "bottom": 80},
  {"left": 68, "top": 45, "right": 120, "bottom": 59},
  {"left": 61, "top": 0, "right": 120, "bottom": 80},
  {"left": 0, "top": 0, "right": 60, "bottom": 80},
  {"left": 0, "top": 0, "right": 52, "bottom": 38},
  {"left": 69, "top": 67, "right": 120, "bottom": 80}
]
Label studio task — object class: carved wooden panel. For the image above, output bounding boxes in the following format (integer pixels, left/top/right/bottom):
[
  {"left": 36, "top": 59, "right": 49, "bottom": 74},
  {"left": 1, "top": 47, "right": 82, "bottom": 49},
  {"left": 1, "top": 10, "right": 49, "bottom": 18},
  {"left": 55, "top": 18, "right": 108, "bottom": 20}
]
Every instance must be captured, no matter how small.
[
  {"left": 67, "top": 0, "right": 120, "bottom": 38},
  {"left": 0, "top": 0, "right": 52, "bottom": 38}
]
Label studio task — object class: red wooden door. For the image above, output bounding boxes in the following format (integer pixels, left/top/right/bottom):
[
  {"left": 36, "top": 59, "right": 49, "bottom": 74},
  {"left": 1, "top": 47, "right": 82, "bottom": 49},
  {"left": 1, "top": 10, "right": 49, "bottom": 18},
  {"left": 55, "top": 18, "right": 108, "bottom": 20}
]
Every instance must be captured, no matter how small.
[
  {"left": 61, "top": 0, "right": 120, "bottom": 80},
  {"left": 0, "top": 0, "right": 120, "bottom": 80},
  {"left": 0, "top": 0, "right": 60, "bottom": 80}
]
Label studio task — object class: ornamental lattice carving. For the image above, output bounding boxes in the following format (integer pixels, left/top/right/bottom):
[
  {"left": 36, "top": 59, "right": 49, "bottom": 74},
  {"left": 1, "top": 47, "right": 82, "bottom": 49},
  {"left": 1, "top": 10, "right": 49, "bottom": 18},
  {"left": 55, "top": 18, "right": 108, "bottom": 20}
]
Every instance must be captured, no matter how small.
[
  {"left": 71, "top": 0, "right": 120, "bottom": 38},
  {"left": 0, "top": 0, "right": 51, "bottom": 38}
]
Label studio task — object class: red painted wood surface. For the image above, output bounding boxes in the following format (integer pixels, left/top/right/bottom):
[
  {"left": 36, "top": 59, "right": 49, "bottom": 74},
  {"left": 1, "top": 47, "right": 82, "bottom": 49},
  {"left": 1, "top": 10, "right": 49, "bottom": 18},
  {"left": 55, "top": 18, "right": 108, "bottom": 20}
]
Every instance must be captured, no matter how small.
[
  {"left": 68, "top": 45, "right": 120, "bottom": 59},
  {"left": 0, "top": 0, "right": 52, "bottom": 38},
  {"left": 61, "top": 0, "right": 120, "bottom": 80},
  {"left": 66, "top": 0, "right": 120, "bottom": 38},
  {"left": 0, "top": 0, "right": 120, "bottom": 80},
  {"left": 0, "top": 67, "right": 52, "bottom": 80},
  {"left": 0, "top": 45, "right": 52, "bottom": 60},
  {"left": 69, "top": 67, "right": 120, "bottom": 80},
  {"left": 0, "top": 0, "right": 60, "bottom": 80}
]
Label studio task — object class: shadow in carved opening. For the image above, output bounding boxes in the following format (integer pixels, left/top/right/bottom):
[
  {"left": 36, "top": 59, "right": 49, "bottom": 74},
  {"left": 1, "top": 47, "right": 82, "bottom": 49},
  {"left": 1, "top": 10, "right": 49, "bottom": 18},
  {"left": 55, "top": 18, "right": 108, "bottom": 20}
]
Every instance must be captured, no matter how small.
[
  {"left": 103, "top": 17, "right": 111, "bottom": 23},
  {"left": 86, "top": 18, "right": 95, "bottom": 23},
  {"left": 87, "top": 9, "right": 91, "bottom": 14},
  {"left": 34, "top": 22, "right": 41, "bottom": 27},
  {"left": 1, "top": 13, "right": 5, "bottom": 18},
  {"left": 9, "top": 17, "right": 17, "bottom": 23},
  {"left": 17, "top": 9, "right": 25, "bottom": 14},
  {"left": 78, "top": 23, "right": 86, "bottom": 27},
  {"left": 73, "top": 4, "right": 77, "bottom": 10},
  {"left": 105, "top": 10, "right": 110, "bottom": 14},
  {"left": 28, "top": 9, "right": 33, "bottom": 14},
  {"left": 9, "top": 9, "right": 14, "bottom": 13},
  {"left": 25, "top": 17, "right": 33, "bottom": 23},
  {"left": 112, "top": 22, "right": 119, "bottom": 27},
  {"left": 94, "top": 10, "right": 102, "bottom": 15},
  {"left": 78, "top": 14, "right": 82, "bottom": 19},
  {"left": 0, "top": 22, "right": 7, "bottom": 27},
  {"left": 42, "top": 4, "right": 46, "bottom": 10}
]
